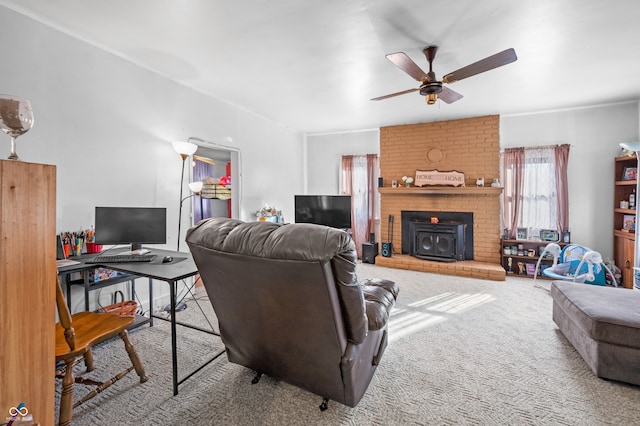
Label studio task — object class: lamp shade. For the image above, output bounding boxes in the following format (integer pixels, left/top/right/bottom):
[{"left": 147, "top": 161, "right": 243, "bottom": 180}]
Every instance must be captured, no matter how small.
[
  {"left": 188, "top": 181, "right": 204, "bottom": 193},
  {"left": 172, "top": 141, "right": 198, "bottom": 156}
]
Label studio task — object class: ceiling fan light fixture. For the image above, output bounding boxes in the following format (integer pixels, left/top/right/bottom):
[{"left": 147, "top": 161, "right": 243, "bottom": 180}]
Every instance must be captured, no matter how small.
[
  {"left": 419, "top": 82, "right": 443, "bottom": 96},
  {"left": 426, "top": 93, "right": 437, "bottom": 105}
]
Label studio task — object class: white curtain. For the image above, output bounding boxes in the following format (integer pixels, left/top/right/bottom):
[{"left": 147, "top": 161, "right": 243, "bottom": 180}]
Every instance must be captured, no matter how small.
[{"left": 521, "top": 146, "right": 558, "bottom": 230}]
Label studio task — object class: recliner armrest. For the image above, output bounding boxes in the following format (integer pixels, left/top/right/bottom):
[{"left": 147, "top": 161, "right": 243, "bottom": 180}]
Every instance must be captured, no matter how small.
[
  {"left": 341, "top": 342, "right": 357, "bottom": 366},
  {"left": 362, "top": 278, "right": 398, "bottom": 331}
]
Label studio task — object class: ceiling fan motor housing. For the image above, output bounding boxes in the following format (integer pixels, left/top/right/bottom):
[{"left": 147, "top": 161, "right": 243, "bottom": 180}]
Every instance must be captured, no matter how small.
[{"left": 419, "top": 81, "right": 443, "bottom": 95}]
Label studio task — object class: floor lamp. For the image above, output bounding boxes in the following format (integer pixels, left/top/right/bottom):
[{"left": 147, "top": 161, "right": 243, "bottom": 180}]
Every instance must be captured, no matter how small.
[
  {"left": 163, "top": 180, "right": 204, "bottom": 313},
  {"left": 619, "top": 141, "right": 640, "bottom": 289},
  {"left": 172, "top": 141, "right": 198, "bottom": 252},
  {"left": 168, "top": 141, "right": 198, "bottom": 313}
]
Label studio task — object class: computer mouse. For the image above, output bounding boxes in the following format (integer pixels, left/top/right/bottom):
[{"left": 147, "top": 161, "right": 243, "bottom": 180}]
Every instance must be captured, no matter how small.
[{"left": 162, "top": 256, "right": 173, "bottom": 263}]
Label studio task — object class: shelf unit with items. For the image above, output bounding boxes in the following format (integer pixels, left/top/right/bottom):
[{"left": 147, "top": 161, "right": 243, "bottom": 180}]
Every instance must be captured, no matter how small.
[
  {"left": 500, "top": 239, "right": 568, "bottom": 278},
  {"left": 57, "top": 258, "right": 150, "bottom": 329},
  {"left": 614, "top": 154, "right": 637, "bottom": 288}
]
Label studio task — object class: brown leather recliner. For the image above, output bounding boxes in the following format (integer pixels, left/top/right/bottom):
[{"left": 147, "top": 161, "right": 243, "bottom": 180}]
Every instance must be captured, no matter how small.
[{"left": 185, "top": 217, "right": 398, "bottom": 409}]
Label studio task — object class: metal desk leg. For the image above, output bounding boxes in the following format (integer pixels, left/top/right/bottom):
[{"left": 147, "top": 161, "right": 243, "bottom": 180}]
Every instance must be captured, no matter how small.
[
  {"left": 148, "top": 277, "right": 154, "bottom": 327},
  {"left": 150, "top": 275, "right": 223, "bottom": 396},
  {"left": 169, "top": 279, "right": 179, "bottom": 395},
  {"left": 63, "top": 275, "right": 72, "bottom": 311},
  {"left": 84, "top": 271, "right": 90, "bottom": 311}
]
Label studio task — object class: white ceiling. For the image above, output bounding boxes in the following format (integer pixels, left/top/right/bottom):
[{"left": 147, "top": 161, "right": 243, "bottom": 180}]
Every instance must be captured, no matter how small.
[{"left": 2, "top": 0, "right": 640, "bottom": 134}]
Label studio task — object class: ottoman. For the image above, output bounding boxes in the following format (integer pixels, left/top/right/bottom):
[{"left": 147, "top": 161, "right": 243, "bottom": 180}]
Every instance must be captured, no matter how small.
[{"left": 551, "top": 280, "right": 640, "bottom": 385}]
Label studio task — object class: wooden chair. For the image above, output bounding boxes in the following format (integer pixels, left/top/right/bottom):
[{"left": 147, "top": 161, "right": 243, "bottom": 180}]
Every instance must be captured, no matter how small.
[{"left": 55, "top": 277, "right": 148, "bottom": 426}]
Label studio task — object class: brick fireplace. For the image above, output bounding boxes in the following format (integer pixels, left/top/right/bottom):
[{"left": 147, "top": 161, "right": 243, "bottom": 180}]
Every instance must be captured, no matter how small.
[{"left": 377, "top": 115, "right": 505, "bottom": 281}]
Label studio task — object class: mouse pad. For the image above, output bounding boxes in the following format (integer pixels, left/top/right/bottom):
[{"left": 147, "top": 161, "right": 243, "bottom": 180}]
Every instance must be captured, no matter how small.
[{"left": 150, "top": 256, "right": 188, "bottom": 265}]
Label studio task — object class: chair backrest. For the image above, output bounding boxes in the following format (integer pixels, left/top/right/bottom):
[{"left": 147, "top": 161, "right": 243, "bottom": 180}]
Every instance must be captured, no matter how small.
[
  {"left": 55, "top": 277, "right": 76, "bottom": 351},
  {"left": 186, "top": 217, "right": 367, "bottom": 400}
]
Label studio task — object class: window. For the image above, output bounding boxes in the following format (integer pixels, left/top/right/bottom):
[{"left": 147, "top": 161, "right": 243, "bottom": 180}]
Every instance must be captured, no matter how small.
[
  {"left": 341, "top": 154, "right": 379, "bottom": 258},
  {"left": 501, "top": 144, "right": 570, "bottom": 239}
]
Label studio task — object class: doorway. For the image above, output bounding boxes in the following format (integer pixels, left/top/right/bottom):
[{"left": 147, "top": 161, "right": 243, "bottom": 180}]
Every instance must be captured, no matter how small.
[{"left": 188, "top": 137, "right": 241, "bottom": 225}]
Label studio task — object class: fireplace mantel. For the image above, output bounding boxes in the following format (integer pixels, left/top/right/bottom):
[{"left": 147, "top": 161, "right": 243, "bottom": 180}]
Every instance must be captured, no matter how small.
[{"left": 379, "top": 187, "right": 503, "bottom": 196}]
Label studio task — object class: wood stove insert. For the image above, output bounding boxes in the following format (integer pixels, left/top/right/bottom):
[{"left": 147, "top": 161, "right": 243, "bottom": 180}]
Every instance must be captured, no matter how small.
[
  {"left": 409, "top": 222, "right": 465, "bottom": 262},
  {"left": 401, "top": 211, "right": 474, "bottom": 260}
]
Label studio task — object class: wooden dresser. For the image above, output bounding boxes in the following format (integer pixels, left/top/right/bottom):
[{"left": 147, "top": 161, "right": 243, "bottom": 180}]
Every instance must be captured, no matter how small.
[{"left": 0, "top": 159, "right": 56, "bottom": 425}]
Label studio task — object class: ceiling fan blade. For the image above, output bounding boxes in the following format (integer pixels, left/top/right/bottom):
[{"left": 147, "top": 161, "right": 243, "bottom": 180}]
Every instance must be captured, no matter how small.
[
  {"left": 438, "top": 86, "right": 464, "bottom": 104},
  {"left": 385, "top": 52, "right": 429, "bottom": 82},
  {"left": 442, "top": 48, "right": 517, "bottom": 84},
  {"left": 371, "top": 88, "right": 419, "bottom": 101}
]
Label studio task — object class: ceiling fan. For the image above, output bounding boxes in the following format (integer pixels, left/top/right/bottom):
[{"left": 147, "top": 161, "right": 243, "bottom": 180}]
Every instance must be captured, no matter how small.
[{"left": 371, "top": 46, "right": 517, "bottom": 105}]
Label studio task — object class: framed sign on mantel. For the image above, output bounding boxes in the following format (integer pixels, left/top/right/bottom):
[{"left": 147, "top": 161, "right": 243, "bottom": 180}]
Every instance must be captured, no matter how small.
[{"left": 414, "top": 170, "right": 465, "bottom": 187}]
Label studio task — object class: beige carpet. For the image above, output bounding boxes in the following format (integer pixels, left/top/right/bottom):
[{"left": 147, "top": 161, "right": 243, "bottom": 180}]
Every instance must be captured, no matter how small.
[{"left": 57, "top": 263, "right": 640, "bottom": 425}]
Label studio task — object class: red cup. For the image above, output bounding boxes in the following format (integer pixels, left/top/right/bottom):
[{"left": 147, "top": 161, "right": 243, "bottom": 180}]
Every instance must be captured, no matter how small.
[{"left": 86, "top": 242, "right": 103, "bottom": 254}]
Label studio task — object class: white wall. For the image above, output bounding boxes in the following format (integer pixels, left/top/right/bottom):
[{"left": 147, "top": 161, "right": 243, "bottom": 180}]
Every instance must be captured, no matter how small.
[
  {"left": 305, "top": 129, "right": 380, "bottom": 194},
  {"left": 0, "top": 6, "right": 303, "bottom": 312},
  {"left": 500, "top": 102, "right": 640, "bottom": 258},
  {"left": 307, "top": 104, "right": 640, "bottom": 260}
]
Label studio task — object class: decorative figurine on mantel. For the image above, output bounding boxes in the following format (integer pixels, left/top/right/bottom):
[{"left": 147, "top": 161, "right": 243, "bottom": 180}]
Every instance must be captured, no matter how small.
[{"left": 402, "top": 176, "right": 414, "bottom": 187}]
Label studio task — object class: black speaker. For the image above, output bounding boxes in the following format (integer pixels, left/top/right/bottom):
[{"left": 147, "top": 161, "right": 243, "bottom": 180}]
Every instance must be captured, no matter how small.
[
  {"left": 369, "top": 232, "right": 375, "bottom": 243},
  {"left": 362, "top": 242, "right": 378, "bottom": 264},
  {"left": 381, "top": 242, "right": 393, "bottom": 257},
  {"left": 378, "top": 177, "right": 383, "bottom": 188}
]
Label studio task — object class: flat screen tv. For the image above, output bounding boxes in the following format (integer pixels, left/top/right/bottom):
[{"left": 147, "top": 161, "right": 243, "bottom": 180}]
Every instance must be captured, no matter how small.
[
  {"left": 294, "top": 195, "right": 352, "bottom": 229},
  {"left": 95, "top": 207, "right": 167, "bottom": 253}
]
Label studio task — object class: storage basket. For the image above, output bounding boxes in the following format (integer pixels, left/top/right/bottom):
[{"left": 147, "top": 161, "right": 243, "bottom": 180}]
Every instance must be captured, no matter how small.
[{"left": 98, "top": 300, "right": 138, "bottom": 317}]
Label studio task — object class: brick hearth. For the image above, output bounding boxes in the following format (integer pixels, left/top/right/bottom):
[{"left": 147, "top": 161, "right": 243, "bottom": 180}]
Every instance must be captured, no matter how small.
[{"left": 376, "top": 254, "right": 506, "bottom": 281}]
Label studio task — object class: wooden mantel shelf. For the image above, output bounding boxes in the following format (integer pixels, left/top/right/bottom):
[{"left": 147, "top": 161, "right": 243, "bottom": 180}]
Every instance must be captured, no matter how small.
[{"left": 379, "top": 186, "right": 503, "bottom": 196}]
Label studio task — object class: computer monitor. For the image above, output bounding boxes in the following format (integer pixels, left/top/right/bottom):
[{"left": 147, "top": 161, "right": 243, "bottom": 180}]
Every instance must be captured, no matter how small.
[{"left": 95, "top": 207, "right": 167, "bottom": 254}]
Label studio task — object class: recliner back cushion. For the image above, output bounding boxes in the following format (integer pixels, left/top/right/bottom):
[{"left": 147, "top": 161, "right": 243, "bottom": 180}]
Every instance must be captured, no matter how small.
[{"left": 185, "top": 218, "right": 368, "bottom": 343}]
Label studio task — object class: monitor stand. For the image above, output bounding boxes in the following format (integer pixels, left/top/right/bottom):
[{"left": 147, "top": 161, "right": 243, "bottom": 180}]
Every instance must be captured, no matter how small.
[
  {"left": 130, "top": 248, "right": 151, "bottom": 255},
  {"left": 119, "top": 244, "right": 150, "bottom": 256}
]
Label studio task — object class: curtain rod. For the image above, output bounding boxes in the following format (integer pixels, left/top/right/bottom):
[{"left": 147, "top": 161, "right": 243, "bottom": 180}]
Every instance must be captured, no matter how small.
[{"left": 499, "top": 143, "right": 573, "bottom": 153}]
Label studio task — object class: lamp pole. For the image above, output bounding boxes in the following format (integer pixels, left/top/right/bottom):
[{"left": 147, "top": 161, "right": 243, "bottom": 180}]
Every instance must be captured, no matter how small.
[
  {"left": 176, "top": 154, "right": 187, "bottom": 252},
  {"left": 172, "top": 141, "right": 198, "bottom": 252}
]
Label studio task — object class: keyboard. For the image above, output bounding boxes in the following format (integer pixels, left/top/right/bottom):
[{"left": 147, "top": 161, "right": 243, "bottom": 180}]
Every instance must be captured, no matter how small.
[{"left": 85, "top": 254, "right": 157, "bottom": 264}]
